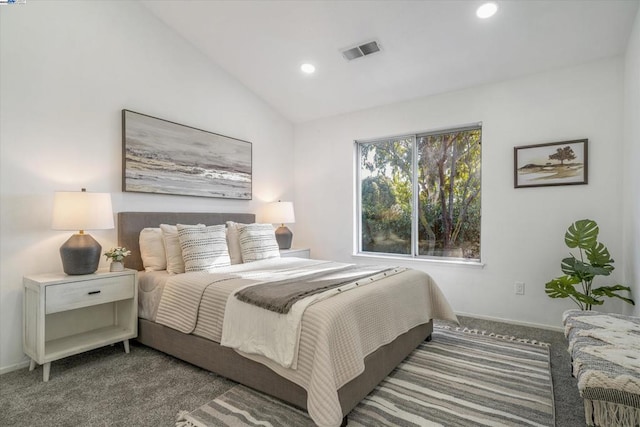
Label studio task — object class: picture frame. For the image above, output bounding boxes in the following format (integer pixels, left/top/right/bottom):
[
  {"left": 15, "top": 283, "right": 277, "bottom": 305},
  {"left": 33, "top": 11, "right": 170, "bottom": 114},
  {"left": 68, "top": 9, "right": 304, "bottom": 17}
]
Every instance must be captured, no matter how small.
[
  {"left": 514, "top": 139, "right": 588, "bottom": 188},
  {"left": 122, "top": 110, "right": 252, "bottom": 199}
]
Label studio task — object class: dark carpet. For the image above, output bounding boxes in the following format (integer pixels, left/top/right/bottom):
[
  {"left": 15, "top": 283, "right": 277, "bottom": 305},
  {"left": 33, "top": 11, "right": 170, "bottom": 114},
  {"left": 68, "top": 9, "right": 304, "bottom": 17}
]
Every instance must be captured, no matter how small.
[{"left": 0, "top": 316, "right": 585, "bottom": 426}]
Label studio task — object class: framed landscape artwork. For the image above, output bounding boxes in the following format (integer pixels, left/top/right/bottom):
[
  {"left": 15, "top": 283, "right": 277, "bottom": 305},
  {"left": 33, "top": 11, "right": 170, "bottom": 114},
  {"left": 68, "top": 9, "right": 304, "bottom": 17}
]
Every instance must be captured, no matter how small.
[
  {"left": 122, "top": 110, "right": 252, "bottom": 199},
  {"left": 514, "top": 139, "right": 588, "bottom": 188}
]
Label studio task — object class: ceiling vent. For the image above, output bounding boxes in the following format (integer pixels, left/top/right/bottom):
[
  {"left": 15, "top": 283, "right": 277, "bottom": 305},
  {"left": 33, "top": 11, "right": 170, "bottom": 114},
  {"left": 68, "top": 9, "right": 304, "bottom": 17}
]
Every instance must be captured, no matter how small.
[{"left": 341, "top": 40, "right": 381, "bottom": 61}]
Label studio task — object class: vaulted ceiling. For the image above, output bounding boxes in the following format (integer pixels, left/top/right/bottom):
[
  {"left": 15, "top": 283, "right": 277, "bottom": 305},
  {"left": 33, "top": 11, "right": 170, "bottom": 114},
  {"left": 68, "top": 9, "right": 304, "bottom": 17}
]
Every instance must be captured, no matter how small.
[{"left": 142, "top": 0, "right": 639, "bottom": 123}]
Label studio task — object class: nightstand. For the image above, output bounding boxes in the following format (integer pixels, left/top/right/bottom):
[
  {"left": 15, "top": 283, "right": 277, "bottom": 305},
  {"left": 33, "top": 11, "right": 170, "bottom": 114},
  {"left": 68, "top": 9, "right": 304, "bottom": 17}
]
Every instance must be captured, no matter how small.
[
  {"left": 23, "top": 269, "right": 138, "bottom": 381},
  {"left": 279, "top": 248, "right": 311, "bottom": 259}
]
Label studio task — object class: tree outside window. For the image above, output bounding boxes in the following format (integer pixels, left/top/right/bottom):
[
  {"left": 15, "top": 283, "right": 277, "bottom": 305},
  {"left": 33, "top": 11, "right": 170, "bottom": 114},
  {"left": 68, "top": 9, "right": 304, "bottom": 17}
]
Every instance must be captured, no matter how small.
[{"left": 357, "top": 125, "right": 481, "bottom": 261}]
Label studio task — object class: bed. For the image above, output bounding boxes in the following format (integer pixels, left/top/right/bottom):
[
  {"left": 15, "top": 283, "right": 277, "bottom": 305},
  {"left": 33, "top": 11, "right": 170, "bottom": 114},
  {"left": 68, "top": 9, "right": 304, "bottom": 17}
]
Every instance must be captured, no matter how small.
[{"left": 117, "top": 212, "right": 456, "bottom": 427}]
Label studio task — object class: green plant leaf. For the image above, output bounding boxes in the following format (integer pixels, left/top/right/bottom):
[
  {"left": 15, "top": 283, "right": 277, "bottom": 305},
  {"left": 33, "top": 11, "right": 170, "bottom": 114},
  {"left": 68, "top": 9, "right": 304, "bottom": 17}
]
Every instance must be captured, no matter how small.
[
  {"left": 561, "top": 257, "right": 593, "bottom": 281},
  {"left": 565, "top": 219, "right": 598, "bottom": 249},
  {"left": 592, "top": 285, "right": 636, "bottom": 306},
  {"left": 576, "top": 294, "right": 604, "bottom": 306},
  {"left": 585, "top": 242, "right": 614, "bottom": 267},
  {"left": 560, "top": 256, "right": 578, "bottom": 276},
  {"left": 561, "top": 256, "right": 612, "bottom": 280},
  {"left": 545, "top": 276, "right": 581, "bottom": 298},
  {"left": 545, "top": 275, "right": 603, "bottom": 308}
]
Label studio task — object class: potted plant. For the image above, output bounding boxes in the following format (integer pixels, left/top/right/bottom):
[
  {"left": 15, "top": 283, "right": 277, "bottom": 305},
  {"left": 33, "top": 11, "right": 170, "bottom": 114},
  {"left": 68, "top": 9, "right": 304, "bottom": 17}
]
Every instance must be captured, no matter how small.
[
  {"left": 545, "top": 219, "right": 634, "bottom": 310},
  {"left": 104, "top": 247, "right": 131, "bottom": 272}
]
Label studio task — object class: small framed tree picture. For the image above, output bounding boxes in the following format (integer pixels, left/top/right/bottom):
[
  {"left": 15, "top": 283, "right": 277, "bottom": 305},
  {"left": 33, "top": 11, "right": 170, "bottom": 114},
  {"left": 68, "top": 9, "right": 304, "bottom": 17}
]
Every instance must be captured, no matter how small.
[{"left": 514, "top": 139, "right": 588, "bottom": 188}]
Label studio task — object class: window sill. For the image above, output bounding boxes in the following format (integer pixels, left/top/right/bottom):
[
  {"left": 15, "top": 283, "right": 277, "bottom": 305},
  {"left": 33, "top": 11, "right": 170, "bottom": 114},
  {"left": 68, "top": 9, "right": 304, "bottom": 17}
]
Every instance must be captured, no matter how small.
[{"left": 352, "top": 252, "right": 485, "bottom": 269}]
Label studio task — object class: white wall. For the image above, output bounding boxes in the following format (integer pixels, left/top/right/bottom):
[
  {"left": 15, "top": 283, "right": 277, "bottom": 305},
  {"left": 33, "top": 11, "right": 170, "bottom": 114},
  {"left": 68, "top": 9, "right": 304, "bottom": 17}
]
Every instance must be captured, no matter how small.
[
  {"left": 623, "top": 7, "right": 640, "bottom": 317},
  {"left": 294, "top": 58, "right": 626, "bottom": 329},
  {"left": 0, "top": 1, "right": 294, "bottom": 372}
]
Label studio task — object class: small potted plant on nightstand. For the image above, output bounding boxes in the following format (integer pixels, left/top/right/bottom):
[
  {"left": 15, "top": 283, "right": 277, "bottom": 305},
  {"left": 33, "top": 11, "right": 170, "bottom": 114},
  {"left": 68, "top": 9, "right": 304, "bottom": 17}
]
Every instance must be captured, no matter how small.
[{"left": 104, "top": 247, "right": 131, "bottom": 272}]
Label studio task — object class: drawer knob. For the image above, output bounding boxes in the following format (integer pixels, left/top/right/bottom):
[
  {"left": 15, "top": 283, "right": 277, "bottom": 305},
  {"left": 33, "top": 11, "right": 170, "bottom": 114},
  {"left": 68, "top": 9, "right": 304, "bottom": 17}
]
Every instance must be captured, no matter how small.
[{"left": 88, "top": 290, "right": 101, "bottom": 295}]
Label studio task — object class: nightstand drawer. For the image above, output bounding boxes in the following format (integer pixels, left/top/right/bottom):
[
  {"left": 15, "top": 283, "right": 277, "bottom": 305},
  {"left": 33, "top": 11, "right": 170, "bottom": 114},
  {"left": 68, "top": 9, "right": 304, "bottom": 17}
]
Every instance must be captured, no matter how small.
[{"left": 45, "top": 276, "right": 134, "bottom": 314}]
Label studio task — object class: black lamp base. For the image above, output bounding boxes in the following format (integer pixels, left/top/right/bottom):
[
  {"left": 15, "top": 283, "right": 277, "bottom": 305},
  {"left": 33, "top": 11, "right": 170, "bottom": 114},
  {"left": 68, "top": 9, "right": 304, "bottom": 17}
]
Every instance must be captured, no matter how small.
[
  {"left": 275, "top": 225, "right": 293, "bottom": 250},
  {"left": 60, "top": 233, "right": 101, "bottom": 275}
]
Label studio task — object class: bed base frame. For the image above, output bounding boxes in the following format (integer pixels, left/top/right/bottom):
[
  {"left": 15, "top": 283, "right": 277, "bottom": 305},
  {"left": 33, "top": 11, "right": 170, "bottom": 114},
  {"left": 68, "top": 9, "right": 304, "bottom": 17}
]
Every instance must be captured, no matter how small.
[
  {"left": 137, "top": 318, "right": 432, "bottom": 419},
  {"left": 118, "top": 211, "right": 433, "bottom": 421}
]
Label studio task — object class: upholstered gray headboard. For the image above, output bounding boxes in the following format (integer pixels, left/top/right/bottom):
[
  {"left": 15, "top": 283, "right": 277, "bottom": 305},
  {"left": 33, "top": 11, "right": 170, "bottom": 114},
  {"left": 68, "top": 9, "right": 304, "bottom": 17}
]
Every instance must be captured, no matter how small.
[{"left": 117, "top": 212, "right": 255, "bottom": 271}]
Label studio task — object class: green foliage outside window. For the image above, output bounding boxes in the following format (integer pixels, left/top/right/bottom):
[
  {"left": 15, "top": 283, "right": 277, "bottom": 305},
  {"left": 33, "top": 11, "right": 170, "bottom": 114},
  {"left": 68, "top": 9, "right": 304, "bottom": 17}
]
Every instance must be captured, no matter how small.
[{"left": 358, "top": 127, "right": 481, "bottom": 260}]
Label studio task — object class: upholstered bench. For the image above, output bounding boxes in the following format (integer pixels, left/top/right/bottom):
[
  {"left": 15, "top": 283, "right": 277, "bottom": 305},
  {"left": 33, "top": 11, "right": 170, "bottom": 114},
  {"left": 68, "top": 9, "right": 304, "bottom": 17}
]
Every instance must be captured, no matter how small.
[{"left": 563, "top": 310, "right": 640, "bottom": 427}]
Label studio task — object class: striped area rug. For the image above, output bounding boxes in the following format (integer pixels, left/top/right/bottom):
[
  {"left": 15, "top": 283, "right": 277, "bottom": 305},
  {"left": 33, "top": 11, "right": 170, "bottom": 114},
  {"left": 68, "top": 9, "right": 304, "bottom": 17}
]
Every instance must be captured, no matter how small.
[{"left": 176, "top": 326, "right": 555, "bottom": 427}]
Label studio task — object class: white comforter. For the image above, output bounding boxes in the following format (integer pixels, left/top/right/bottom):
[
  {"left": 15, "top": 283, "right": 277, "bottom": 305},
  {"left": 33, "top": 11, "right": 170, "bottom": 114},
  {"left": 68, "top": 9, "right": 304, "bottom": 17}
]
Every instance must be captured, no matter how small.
[
  {"left": 221, "top": 263, "right": 407, "bottom": 369},
  {"left": 148, "top": 258, "right": 457, "bottom": 427}
]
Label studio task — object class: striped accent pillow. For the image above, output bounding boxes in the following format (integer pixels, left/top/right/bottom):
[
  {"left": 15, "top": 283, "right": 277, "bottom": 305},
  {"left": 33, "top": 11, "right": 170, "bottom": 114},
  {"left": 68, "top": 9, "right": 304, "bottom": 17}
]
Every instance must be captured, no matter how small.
[
  {"left": 177, "top": 224, "right": 231, "bottom": 272},
  {"left": 238, "top": 223, "right": 281, "bottom": 263}
]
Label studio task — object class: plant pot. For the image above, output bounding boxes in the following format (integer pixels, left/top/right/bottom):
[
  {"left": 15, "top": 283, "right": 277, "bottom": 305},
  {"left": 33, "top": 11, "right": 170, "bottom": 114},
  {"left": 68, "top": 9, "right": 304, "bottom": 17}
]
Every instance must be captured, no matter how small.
[{"left": 109, "top": 261, "right": 124, "bottom": 272}]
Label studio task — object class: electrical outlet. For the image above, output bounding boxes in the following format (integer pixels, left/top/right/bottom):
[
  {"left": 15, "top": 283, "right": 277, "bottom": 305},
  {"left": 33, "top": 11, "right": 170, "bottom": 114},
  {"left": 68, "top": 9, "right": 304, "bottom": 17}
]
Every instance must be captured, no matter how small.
[{"left": 514, "top": 281, "right": 525, "bottom": 295}]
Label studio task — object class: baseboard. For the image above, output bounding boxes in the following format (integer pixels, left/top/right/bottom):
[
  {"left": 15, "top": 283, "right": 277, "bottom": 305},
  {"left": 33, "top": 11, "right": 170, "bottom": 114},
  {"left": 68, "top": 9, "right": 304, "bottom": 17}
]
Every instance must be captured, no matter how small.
[
  {"left": 455, "top": 311, "right": 564, "bottom": 333},
  {"left": 0, "top": 359, "right": 30, "bottom": 375}
]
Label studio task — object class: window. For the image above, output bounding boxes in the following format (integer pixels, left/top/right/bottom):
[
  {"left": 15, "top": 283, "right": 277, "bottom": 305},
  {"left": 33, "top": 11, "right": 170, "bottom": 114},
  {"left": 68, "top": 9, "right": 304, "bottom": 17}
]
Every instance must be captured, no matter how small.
[{"left": 357, "top": 124, "right": 481, "bottom": 261}]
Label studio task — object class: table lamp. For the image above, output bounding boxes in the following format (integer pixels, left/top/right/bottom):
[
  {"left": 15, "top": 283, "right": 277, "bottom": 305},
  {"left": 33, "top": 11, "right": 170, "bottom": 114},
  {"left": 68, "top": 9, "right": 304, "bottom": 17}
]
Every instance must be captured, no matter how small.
[
  {"left": 263, "top": 201, "right": 295, "bottom": 249},
  {"left": 52, "top": 188, "right": 114, "bottom": 275}
]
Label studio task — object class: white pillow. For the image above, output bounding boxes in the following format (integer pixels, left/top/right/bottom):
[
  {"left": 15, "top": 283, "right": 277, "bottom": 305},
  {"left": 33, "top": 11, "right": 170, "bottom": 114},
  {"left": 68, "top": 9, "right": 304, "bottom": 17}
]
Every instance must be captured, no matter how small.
[
  {"left": 226, "top": 221, "right": 247, "bottom": 264},
  {"left": 160, "top": 223, "right": 204, "bottom": 274},
  {"left": 238, "top": 223, "right": 281, "bottom": 263},
  {"left": 177, "top": 224, "right": 230, "bottom": 272},
  {"left": 139, "top": 227, "right": 166, "bottom": 272}
]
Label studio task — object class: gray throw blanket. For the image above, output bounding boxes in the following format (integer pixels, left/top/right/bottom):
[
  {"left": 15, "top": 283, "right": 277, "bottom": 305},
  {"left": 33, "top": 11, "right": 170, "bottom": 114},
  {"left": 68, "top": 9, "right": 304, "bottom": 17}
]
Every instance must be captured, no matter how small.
[{"left": 235, "top": 265, "right": 395, "bottom": 314}]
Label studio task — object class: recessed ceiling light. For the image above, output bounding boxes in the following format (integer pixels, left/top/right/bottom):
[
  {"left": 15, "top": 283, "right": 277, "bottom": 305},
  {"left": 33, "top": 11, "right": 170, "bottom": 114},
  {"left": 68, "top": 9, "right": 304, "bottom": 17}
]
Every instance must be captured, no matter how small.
[
  {"left": 476, "top": 2, "right": 498, "bottom": 19},
  {"left": 300, "top": 63, "right": 315, "bottom": 74}
]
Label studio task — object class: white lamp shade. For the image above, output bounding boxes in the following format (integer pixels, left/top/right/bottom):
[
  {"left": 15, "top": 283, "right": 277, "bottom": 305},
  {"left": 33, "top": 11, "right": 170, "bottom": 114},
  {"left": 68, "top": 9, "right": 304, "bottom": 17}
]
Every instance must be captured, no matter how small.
[
  {"left": 52, "top": 191, "right": 114, "bottom": 231},
  {"left": 263, "top": 201, "right": 295, "bottom": 224}
]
